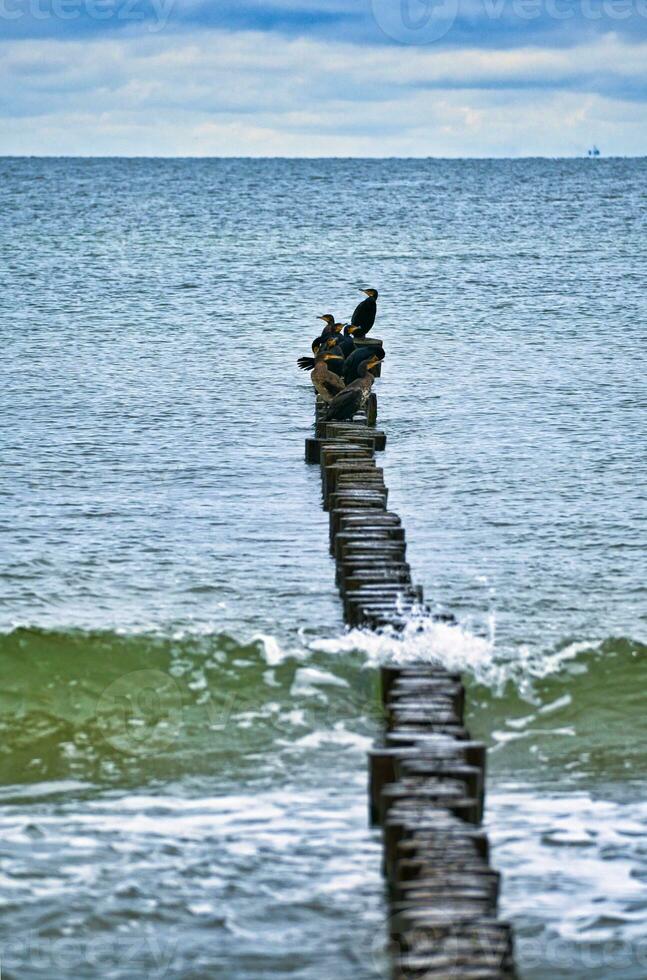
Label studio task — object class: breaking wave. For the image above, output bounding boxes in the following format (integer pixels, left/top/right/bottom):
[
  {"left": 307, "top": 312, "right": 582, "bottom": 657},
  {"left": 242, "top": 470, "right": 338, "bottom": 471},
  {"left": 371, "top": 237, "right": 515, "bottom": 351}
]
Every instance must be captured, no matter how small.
[{"left": 1, "top": 625, "right": 644, "bottom": 790}]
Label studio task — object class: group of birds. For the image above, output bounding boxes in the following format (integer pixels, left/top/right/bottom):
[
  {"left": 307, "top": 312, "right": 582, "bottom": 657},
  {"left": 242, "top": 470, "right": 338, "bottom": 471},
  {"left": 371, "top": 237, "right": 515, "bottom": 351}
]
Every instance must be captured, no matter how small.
[{"left": 297, "top": 288, "right": 384, "bottom": 422}]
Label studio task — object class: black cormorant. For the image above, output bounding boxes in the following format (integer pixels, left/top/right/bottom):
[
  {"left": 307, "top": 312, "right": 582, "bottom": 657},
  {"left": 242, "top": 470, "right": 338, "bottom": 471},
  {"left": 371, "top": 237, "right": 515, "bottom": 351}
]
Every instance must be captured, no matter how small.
[
  {"left": 297, "top": 335, "right": 326, "bottom": 371},
  {"left": 343, "top": 345, "right": 385, "bottom": 384},
  {"left": 317, "top": 314, "right": 337, "bottom": 337},
  {"left": 351, "top": 288, "right": 378, "bottom": 337},
  {"left": 321, "top": 335, "right": 346, "bottom": 376},
  {"left": 323, "top": 356, "right": 380, "bottom": 421},
  {"left": 338, "top": 324, "right": 359, "bottom": 358}
]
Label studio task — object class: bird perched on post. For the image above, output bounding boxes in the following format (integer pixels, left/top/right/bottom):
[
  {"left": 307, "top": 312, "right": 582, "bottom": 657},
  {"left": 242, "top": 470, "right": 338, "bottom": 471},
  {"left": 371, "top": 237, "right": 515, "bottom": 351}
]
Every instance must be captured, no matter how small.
[
  {"left": 297, "top": 332, "right": 346, "bottom": 373},
  {"left": 351, "top": 288, "right": 378, "bottom": 337},
  {"left": 343, "top": 345, "right": 385, "bottom": 384},
  {"left": 315, "top": 334, "right": 344, "bottom": 376},
  {"left": 310, "top": 351, "right": 346, "bottom": 402},
  {"left": 323, "top": 355, "right": 381, "bottom": 421},
  {"left": 317, "top": 314, "right": 337, "bottom": 337},
  {"left": 338, "top": 324, "right": 360, "bottom": 358},
  {"left": 297, "top": 335, "right": 325, "bottom": 371}
]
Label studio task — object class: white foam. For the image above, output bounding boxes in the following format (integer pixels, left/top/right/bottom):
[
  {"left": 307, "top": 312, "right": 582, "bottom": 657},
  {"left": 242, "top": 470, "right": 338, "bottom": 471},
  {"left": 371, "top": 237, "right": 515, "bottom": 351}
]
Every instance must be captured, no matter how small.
[
  {"left": 290, "top": 666, "right": 349, "bottom": 700},
  {"left": 310, "top": 617, "right": 497, "bottom": 683},
  {"left": 252, "top": 631, "right": 308, "bottom": 666},
  {"left": 281, "top": 726, "right": 373, "bottom": 753},
  {"left": 252, "top": 632, "right": 287, "bottom": 666},
  {"left": 310, "top": 616, "right": 604, "bottom": 698}
]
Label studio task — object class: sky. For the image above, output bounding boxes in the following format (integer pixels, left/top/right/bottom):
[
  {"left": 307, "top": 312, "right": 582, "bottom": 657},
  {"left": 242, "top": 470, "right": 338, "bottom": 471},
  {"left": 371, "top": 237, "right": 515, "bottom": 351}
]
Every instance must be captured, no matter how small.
[{"left": 0, "top": 0, "right": 646, "bottom": 156}]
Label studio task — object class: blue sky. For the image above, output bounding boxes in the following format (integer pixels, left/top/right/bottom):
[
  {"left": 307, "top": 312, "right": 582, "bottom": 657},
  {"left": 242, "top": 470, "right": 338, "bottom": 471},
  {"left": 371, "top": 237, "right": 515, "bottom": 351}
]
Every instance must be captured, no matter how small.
[{"left": 1, "top": 0, "right": 645, "bottom": 155}]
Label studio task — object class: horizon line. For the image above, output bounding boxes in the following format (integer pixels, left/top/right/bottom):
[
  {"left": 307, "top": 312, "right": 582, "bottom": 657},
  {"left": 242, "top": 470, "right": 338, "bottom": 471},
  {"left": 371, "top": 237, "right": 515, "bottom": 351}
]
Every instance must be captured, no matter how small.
[{"left": 1, "top": 153, "right": 644, "bottom": 161}]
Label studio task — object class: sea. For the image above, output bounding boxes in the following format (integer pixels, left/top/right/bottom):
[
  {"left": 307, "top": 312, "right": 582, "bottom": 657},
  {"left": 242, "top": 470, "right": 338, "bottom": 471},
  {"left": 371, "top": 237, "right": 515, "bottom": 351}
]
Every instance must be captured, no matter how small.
[{"left": 1, "top": 156, "right": 646, "bottom": 979}]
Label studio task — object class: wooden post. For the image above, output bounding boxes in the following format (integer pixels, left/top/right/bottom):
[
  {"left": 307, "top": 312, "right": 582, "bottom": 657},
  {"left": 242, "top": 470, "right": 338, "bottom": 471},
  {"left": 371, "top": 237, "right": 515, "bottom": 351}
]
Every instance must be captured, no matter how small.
[{"left": 302, "top": 328, "right": 517, "bottom": 980}]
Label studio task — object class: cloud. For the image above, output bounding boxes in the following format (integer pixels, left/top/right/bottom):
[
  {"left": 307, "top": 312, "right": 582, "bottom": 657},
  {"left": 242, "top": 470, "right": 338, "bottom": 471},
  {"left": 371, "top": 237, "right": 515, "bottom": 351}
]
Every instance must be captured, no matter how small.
[
  {"left": 0, "top": 27, "right": 645, "bottom": 154},
  {"left": 1, "top": 0, "right": 646, "bottom": 47}
]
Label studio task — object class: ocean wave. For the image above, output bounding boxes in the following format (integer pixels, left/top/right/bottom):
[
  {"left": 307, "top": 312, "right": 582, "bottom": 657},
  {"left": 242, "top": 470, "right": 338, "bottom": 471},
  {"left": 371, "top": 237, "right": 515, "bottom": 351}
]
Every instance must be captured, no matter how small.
[
  {"left": 1, "top": 625, "right": 644, "bottom": 789},
  {"left": 312, "top": 619, "right": 646, "bottom": 699},
  {"left": 312, "top": 622, "right": 647, "bottom": 776},
  {"left": 0, "top": 626, "right": 376, "bottom": 789}
]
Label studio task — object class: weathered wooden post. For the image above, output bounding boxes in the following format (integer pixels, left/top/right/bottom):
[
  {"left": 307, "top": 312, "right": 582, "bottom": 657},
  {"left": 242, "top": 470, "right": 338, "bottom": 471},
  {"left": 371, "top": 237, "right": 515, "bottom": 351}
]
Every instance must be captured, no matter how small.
[{"left": 302, "top": 327, "right": 517, "bottom": 979}]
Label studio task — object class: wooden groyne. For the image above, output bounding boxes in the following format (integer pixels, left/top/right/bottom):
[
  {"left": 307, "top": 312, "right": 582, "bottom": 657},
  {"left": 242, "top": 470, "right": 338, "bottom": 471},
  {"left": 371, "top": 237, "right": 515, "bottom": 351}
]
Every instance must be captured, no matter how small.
[{"left": 304, "top": 342, "right": 517, "bottom": 979}]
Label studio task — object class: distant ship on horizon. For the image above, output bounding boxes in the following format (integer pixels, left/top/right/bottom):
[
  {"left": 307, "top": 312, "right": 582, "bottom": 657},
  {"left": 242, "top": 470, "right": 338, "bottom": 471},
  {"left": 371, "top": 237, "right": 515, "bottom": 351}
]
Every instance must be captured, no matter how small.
[{"left": 588, "top": 146, "right": 601, "bottom": 157}]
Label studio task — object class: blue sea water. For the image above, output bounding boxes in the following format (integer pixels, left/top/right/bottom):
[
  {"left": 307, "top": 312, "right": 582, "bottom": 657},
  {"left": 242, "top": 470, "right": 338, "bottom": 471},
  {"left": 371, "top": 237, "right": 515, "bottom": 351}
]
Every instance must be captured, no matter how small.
[{"left": 0, "top": 157, "right": 646, "bottom": 979}]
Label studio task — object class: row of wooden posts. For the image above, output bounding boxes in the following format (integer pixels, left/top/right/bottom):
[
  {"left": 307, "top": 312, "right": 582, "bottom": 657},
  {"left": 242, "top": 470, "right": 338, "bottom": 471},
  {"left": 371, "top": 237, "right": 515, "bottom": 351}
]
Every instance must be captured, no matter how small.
[{"left": 303, "top": 337, "right": 518, "bottom": 979}]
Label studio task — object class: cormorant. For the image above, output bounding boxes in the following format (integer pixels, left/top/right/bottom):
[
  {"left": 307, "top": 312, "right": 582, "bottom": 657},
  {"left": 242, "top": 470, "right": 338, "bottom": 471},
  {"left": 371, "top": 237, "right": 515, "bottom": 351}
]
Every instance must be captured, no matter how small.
[
  {"left": 317, "top": 314, "right": 337, "bottom": 337},
  {"left": 297, "top": 335, "right": 325, "bottom": 371},
  {"left": 351, "top": 288, "right": 378, "bottom": 337},
  {"left": 310, "top": 351, "right": 346, "bottom": 402},
  {"left": 297, "top": 330, "right": 348, "bottom": 371},
  {"left": 321, "top": 335, "right": 346, "bottom": 377},
  {"left": 338, "top": 324, "right": 359, "bottom": 358},
  {"left": 343, "top": 345, "right": 385, "bottom": 384},
  {"left": 323, "top": 356, "right": 380, "bottom": 421}
]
